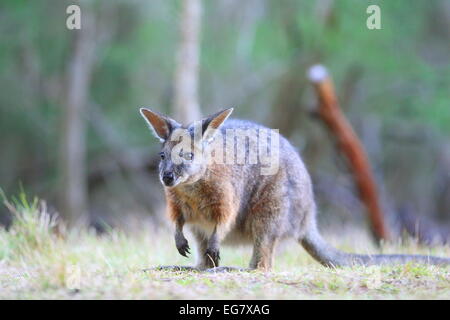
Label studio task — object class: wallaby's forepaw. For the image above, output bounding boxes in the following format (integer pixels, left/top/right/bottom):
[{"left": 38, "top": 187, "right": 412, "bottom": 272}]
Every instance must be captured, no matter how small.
[
  {"left": 205, "top": 248, "right": 220, "bottom": 266},
  {"left": 176, "top": 239, "right": 191, "bottom": 257}
]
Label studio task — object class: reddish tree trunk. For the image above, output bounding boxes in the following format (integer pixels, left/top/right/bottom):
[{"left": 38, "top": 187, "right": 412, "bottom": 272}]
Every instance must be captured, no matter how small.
[{"left": 308, "top": 65, "right": 390, "bottom": 241}]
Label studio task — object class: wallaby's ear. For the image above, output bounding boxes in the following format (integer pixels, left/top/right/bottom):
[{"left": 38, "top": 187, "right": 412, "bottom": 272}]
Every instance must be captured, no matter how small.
[
  {"left": 139, "top": 108, "right": 180, "bottom": 142},
  {"left": 202, "top": 108, "right": 233, "bottom": 142}
]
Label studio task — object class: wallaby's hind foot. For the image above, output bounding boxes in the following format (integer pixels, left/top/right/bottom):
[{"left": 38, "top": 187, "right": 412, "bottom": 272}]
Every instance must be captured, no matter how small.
[
  {"left": 249, "top": 213, "right": 282, "bottom": 271},
  {"left": 205, "top": 249, "right": 220, "bottom": 267},
  {"left": 193, "top": 229, "right": 221, "bottom": 270},
  {"left": 249, "top": 234, "right": 279, "bottom": 271},
  {"left": 205, "top": 227, "right": 221, "bottom": 267}
]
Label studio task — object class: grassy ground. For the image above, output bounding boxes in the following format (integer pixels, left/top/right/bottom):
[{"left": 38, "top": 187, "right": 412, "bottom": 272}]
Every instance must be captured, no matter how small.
[{"left": 1, "top": 193, "right": 450, "bottom": 299}]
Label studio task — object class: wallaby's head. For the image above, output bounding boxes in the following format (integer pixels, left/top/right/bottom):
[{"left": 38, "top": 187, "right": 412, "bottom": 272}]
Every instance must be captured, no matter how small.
[{"left": 139, "top": 108, "right": 233, "bottom": 187}]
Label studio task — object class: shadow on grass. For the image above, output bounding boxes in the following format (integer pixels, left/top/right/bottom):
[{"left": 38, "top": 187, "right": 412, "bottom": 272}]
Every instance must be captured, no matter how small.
[{"left": 143, "top": 265, "right": 252, "bottom": 273}]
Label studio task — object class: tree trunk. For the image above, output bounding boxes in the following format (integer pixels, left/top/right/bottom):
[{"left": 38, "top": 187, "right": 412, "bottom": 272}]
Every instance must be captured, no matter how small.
[
  {"left": 308, "top": 64, "right": 390, "bottom": 242},
  {"left": 59, "top": 8, "right": 97, "bottom": 226},
  {"left": 173, "top": 0, "right": 202, "bottom": 123}
]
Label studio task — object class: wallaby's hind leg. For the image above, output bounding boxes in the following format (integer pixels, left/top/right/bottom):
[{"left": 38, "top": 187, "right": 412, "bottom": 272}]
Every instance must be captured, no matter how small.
[
  {"left": 249, "top": 233, "right": 278, "bottom": 271},
  {"left": 193, "top": 228, "right": 220, "bottom": 270},
  {"left": 205, "top": 227, "right": 221, "bottom": 266},
  {"left": 248, "top": 206, "right": 285, "bottom": 271}
]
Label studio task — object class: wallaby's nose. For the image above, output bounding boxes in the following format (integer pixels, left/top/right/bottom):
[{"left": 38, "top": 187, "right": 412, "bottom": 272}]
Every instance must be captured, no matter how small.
[{"left": 162, "top": 172, "right": 175, "bottom": 186}]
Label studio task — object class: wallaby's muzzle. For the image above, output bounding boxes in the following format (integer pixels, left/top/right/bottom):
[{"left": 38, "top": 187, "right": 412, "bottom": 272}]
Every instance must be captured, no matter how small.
[{"left": 162, "top": 171, "right": 175, "bottom": 186}]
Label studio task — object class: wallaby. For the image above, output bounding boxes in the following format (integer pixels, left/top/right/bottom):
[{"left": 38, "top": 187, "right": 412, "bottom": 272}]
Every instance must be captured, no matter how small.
[{"left": 140, "top": 107, "right": 450, "bottom": 271}]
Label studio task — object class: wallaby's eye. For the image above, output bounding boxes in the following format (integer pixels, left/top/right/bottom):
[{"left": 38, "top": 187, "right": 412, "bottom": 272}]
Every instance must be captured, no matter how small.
[
  {"left": 178, "top": 149, "right": 193, "bottom": 161},
  {"left": 183, "top": 152, "right": 194, "bottom": 161},
  {"left": 159, "top": 152, "right": 165, "bottom": 160}
]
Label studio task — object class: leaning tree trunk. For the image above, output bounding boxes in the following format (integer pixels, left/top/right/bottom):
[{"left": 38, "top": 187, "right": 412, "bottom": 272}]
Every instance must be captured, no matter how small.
[
  {"left": 59, "top": 8, "right": 97, "bottom": 226},
  {"left": 308, "top": 64, "right": 390, "bottom": 242},
  {"left": 173, "top": 0, "right": 202, "bottom": 123}
]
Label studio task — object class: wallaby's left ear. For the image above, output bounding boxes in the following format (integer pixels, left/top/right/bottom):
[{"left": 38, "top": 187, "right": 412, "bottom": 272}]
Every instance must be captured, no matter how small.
[{"left": 202, "top": 108, "right": 233, "bottom": 142}]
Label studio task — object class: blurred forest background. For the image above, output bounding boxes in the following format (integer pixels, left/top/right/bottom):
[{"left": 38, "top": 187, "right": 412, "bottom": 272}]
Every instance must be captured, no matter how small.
[{"left": 0, "top": 0, "right": 449, "bottom": 241}]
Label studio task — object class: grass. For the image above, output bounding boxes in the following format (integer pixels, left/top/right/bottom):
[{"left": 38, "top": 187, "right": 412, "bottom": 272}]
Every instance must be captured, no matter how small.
[{"left": 1, "top": 193, "right": 450, "bottom": 299}]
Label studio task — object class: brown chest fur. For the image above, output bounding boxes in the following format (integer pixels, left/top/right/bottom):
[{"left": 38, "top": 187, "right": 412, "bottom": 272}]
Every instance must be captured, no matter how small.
[{"left": 165, "top": 165, "right": 238, "bottom": 228}]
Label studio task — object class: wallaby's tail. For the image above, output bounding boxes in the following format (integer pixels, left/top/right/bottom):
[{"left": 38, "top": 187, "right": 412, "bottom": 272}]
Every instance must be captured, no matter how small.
[{"left": 300, "top": 226, "right": 450, "bottom": 267}]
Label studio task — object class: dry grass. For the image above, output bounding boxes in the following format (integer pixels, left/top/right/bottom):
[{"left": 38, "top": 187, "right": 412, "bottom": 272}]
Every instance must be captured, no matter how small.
[{"left": 1, "top": 193, "right": 450, "bottom": 299}]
